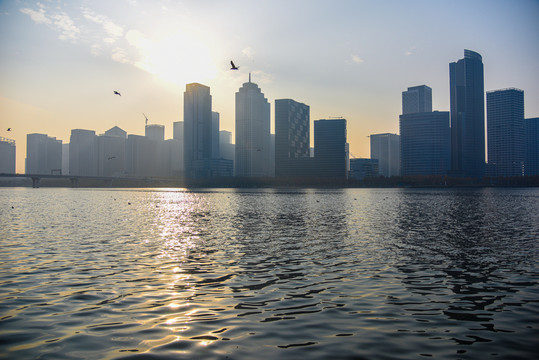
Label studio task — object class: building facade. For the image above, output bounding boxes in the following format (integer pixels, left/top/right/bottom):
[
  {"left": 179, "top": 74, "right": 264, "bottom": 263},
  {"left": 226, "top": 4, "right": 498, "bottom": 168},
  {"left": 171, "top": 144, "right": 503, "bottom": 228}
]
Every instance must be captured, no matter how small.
[
  {"left": 184, "top": 83, "right": 213, "bottom": 179},
  {"left": 0, "top": 137, "right": 16, "bottom": 174},
  {"left": 487, "top": 88, "right": 525, "bottom": 177},
  {"left": 275, "top": 99, "right": 311, "bottom": 178},
  {"left": 235, "top": 76, "right": 272, "bottom": 177},
  {"left": 349, "top": 158, "right": 379, "bottom": 180},
  {"left": 27, "top": 133, "right": 62, "bottom": 175},
  {"left": 97, "top": 127, "right": 127, "bottom": 177},
  {"left": 314, "top": 119, "right": 347, "bottom": 178},
  {"left": 370, "top": 133, "right": 400, "bottom": 177},
  {"left": 402, "top": 85, "right": 432, "bottom": 115},
  {"left": 449, "top": 49, "right": 485, "bottom": 178},
  {"left": 400, "top": 111, "right": 450, "bottom": 176},
  {"left": 525, "top": 117, "right": 539, "bottom": 176}
]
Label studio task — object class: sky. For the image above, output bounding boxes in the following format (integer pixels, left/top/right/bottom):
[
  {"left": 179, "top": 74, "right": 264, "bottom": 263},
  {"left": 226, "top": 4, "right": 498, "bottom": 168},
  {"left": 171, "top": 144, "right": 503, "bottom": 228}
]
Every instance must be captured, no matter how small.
[{"left": 1, "top": 0, "right": 538, "bottom": 173}]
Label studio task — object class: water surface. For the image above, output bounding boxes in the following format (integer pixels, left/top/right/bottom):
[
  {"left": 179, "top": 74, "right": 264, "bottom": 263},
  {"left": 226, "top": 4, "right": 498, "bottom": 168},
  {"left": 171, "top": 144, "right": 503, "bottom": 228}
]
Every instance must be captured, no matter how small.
[{"left": 1, "top": 187, "right": 538, "bottom": 359}]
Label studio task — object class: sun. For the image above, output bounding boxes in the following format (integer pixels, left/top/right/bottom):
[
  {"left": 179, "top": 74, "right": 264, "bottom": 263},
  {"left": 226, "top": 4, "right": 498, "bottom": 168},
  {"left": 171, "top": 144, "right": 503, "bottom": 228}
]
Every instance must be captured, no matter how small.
[{"left": 128, "top": 30, "right": 218, "bottom": 86}]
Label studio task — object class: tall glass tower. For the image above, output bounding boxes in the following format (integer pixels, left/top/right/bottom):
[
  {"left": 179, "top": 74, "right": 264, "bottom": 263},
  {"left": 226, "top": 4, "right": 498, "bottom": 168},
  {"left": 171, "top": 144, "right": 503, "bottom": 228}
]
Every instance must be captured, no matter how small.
[
  {"left": 449, "top": 49, "right": 485, "bottom": 178},
  {"left": 487, "top": 88, "right": 525, "bottom": 177},
  {"left": 235, "top": 75, "right": 271, "bottom": 177},
  {"left": 184, "top": 83, "right": 212, "bottom": 178}
]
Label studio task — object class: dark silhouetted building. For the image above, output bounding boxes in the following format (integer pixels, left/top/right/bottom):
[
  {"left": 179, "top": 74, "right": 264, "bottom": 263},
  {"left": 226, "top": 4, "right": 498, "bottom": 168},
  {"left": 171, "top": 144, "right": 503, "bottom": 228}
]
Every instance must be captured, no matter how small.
[
  {"left": 400, "top": 111, "right": 450, "bottom": 176},
  {"left": 235, "top": 75, "right": 272, "bottom": 177},
  {"left": 449, "top": 49, "right": 485, "bottom": 178},
  {"left": 370, "top": 133, "right": 400, "bottom": 177},
  {"left": 0, "top": 137, "right": 16, "bottom": 174},
  {"left": 525, "top": 117, "right": 539, "bottom": 176},
  {"left": 275, "top": 99, "right": 313, "bottom": 178},
  {"left": 402, "top": 85, "right": 432, "bottom": 114},
  {"left": 314, "top": 119, "right": 347, "bottom": 178},
  {"left": 349, "top": 158, "right": 379, "bottom": 180},
  {"left": 487, "top": 88, "right": 525, "bottom": 177}
]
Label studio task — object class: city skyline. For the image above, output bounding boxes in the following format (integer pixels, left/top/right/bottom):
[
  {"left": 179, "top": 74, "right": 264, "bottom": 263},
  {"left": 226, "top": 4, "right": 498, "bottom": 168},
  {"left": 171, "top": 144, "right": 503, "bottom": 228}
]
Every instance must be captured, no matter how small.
[{"left": 1, "top": 0, "right": 539, "bottom": 173}]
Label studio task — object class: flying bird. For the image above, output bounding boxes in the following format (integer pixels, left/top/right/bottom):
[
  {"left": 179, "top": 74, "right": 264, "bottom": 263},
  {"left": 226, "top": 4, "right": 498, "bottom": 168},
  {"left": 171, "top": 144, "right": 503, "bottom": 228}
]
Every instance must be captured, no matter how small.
[
  {"left": 108, "top": 156, "right": 116, "bottom": 160},
  {"left": 7, "top": 128, "right": 11, "bottom": 131},
  {"left": 230, "top": 61, "right": 239, "bottom": 70},
  {"left": 114, "top": 91, "right": 121, "bottom": 96}
]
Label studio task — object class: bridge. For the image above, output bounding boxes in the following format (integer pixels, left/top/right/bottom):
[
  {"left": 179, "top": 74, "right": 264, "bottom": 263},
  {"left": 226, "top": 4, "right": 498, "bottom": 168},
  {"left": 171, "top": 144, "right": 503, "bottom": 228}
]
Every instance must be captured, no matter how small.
[{"left": 0, "top": 173, "right": 179, "bottom": 188}]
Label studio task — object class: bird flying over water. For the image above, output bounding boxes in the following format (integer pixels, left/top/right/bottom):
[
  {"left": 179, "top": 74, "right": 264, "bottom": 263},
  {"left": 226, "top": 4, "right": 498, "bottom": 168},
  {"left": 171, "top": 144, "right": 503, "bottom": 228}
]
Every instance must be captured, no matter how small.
[
  {"left": 114, "top": 91, "right": 121, "bottom": 96},
  {"left": 108, "top": 156, "right": 116, "bottom": 160},
  {"left": 230, "top": 61, "right": 239, "bottom": 70}
]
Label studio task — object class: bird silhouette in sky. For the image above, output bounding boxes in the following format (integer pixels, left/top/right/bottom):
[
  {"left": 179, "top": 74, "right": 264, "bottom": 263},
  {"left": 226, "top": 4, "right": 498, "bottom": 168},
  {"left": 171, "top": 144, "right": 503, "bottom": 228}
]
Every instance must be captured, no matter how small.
[
  {"left": 230, "top": 61, "right": 239, "bottom": 70},
  {"left": 108, "top": 156, "right": 116, "bottom": 160},
  {"left": 7, "top": 128, "right": 11, "bottom": 131},
  {"left": 114, "top": 91, "right": 121, "bottom": 96}
]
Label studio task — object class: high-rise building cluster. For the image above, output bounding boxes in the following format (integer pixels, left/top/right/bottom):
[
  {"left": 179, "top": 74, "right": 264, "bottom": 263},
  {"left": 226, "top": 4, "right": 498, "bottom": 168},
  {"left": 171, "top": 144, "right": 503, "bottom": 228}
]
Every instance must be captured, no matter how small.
[
  {"left": 357, "top": 49, "right": 538, "bottom": 180},
  {"left": 1, "top": 49, "right": 538, "bottom": 181}
]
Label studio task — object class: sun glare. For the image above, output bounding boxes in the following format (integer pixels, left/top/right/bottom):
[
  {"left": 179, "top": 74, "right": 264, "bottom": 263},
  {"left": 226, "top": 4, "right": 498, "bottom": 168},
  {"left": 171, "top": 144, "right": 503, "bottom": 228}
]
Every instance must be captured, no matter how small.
[{"left": 128, "top": 30, "right": 218, "bottom": 86}]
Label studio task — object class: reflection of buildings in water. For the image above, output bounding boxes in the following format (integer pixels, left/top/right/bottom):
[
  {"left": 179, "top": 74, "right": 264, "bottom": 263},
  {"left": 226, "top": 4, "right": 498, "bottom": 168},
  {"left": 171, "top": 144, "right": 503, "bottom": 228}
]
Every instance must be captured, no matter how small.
[{"left": 393, "top": 190, "right": 531, "bottom": 344}]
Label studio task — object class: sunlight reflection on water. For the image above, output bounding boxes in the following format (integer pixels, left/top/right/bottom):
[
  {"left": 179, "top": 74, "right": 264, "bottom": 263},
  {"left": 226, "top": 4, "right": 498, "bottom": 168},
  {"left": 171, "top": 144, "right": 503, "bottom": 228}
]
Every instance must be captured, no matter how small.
[{"left": 0, "top": 187, "right": 538, "bottom": 359}]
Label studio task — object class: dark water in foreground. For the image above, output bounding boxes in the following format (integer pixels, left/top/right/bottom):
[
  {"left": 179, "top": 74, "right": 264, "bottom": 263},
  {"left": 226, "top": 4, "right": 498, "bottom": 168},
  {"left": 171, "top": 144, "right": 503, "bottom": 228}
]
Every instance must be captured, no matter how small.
[{"left": 0, "top": 187, "right": 538, "bottom": 359}]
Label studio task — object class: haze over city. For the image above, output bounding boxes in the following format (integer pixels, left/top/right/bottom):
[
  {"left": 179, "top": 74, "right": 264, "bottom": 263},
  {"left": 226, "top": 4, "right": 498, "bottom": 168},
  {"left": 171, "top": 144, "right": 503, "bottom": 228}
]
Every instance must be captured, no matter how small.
[{"left": 1, "top": 0, "right": 538, "bottom": 174}]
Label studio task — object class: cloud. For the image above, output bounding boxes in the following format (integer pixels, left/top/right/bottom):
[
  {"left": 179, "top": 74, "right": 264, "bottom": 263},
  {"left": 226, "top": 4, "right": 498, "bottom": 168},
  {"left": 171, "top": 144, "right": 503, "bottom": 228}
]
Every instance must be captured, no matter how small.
[
  {"left": 405, "top": 46, "right": 416, "bottom": 56},
  {"left": 53, "top": 13, "right": 80, "bottom": 41},
  {"left": 111, "top": 48, "right": 130, "bottom": 64},
  {"left": 82, "top": 7, "right": 123, "bottom": 43},
  {"left": 20, "top": 7, "right": 51, "bottom": 24},
  {"left": 351, "top": 54, "right": 364, "bottom": 64}
]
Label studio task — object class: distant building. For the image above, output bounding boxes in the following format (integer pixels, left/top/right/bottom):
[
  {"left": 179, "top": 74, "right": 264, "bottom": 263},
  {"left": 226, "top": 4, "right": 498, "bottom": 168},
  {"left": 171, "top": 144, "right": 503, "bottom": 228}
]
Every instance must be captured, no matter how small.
[
  {"left": 126, "top": 134, "right": 153, "bottom": 177},
  {"left": 0, "top": 137, "right": 16, "bottom": 174},
  {"left": 62, "top": 144, "right": 69, "bottom": 175},
  {"left": 165, "top": 139, "right": 183, "bottom": 176},
  {"left": 274, "top": 99, "right": 312, "bottom": 178},
  {"left": 450, "top": 49, "right": 485, "bottom": 178},
  {"left": 69, "top": 129, "right": 97, "bottom": 176},
  {"left": 219, "top": 130, "right": 235, "bottom": 164},
  {"left": 173, "top": 121, "right": 184, "bottom": 141},
  {"left": 145, "top": 124, "right": 165, "bottom": 142},
  {"left": 212, "top": 112, "right": 220, "bottom": 159},
  {"left": 487, "top": 88, "right": 525, "bottom": 177},
  {"left": 370, "top": 133, "right": 400, "bottom": 177},
  {"left": 349, "top": 158, "right": 379, "bottom": 180},
  {"left": 97, "top": 127, "right": 127, "bottom": 177},
  {"left": 525, "top": 117, "right": 539, "bottom": 176},
  {"left": 400, "top": 111, "right": 450, "bottom": 176},
  {"left": 314, "top": 119, "right": 347, "bottom": 178},
  {"left": 27, "top": 133, "right": 62, "bottom": 175},
  {"left": 235, "top": 75, "right": 272, "bottom": 177},
  {"left": 402, "top": 85, "right": 432, "bottom": 114}
]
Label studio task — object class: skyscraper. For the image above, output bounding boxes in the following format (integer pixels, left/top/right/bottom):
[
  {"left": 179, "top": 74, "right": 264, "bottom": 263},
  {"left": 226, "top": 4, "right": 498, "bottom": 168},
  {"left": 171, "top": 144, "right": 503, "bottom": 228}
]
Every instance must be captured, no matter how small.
[
  {"left": 274, "top": 99, "right": 311, "bottom": 178},
  {"left": 314, "top": 119, "right": 347, "bottom": 178},
  {"left": 235, "top": 75, "right": 271, "bottom": 177},
  {"left": 449, "top": 49, "right": 485, "bottom": 178},
  {"left": 370, "top": 133, "right": 400, "bottom": 177},
  {"left": 487, "top": 88, "right": 525, "bottom": 177},
  {"left": 26, "top": 133, "right": 62, "bottom": 175},
  {"left": 212, "top": 112, "right": 220, "bottom": 159},
  {"left": 400, "top": 112, "right": 450, "bottom": 176},
  {"left": 145, "top": 124, "right": 165, "bottom": 141},
  {"left": 525, "top": 117, "right": 539, "bottom": 176},
  {"left": 98, "top": 126, "right": 127, "bottom": 177},
  {"left": 184, "top": 83, "right": 213, "bottom": 178},
  {"left": 402, "top": 85, "right": 432, "bottom": 114}
]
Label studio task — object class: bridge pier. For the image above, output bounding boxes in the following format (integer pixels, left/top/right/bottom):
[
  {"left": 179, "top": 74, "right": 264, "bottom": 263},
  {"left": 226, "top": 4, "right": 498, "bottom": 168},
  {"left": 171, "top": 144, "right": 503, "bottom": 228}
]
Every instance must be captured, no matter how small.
[
  {"left": 70, "top": 177, "right": 79, "bottom": 188},
  {"left": 31, "top": 177, "right": 41, "bottom": 188}
]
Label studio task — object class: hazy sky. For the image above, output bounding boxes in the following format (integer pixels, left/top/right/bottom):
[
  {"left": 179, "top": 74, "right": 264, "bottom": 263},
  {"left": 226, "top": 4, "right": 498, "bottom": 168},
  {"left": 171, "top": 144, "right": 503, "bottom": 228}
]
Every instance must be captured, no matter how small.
[{"left": 1, "top": 0, "right": 538, "bottom": 173}]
